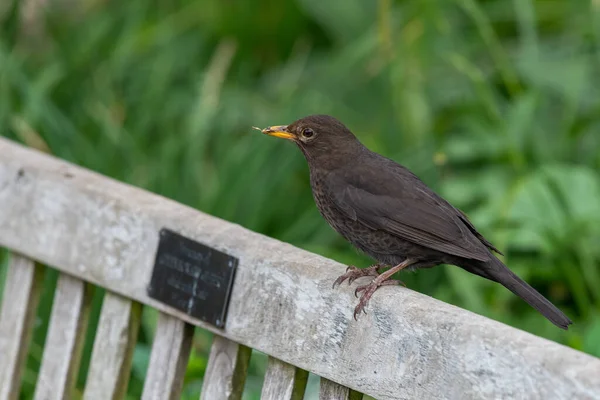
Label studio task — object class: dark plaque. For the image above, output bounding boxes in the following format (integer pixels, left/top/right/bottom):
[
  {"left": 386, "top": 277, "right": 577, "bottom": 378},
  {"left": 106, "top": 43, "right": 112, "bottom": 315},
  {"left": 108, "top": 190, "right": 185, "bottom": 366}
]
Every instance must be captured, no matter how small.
[{"left": 147, "top": 228, "right": 238, "bottom": 329}]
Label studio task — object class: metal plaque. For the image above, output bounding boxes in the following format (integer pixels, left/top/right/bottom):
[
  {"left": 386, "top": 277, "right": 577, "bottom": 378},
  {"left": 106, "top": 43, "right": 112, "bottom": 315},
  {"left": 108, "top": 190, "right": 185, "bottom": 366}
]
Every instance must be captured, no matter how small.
[{"left": 147, "top": 228, "right": 238, "bottom": 329}]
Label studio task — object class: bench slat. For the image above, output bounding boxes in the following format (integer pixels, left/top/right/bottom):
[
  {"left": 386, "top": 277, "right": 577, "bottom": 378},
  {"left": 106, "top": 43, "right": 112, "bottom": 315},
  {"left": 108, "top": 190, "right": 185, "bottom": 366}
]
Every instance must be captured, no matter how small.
[
  {"left": 0, "top": 254, "right": 44, "bottom": 400},
  {"left": 141, "top": 312, "right": 194, "bottom": 400},
  {"left": 33, "top": 274, "right": 92, "bottom": 400},
  {"left": 201, "top": 335, "right": 251, "bottom": 400},
  {"left": 83, "top": 293, "right": 141, "bottom": 400},
  {"left": 319, "top": 378, "right": 363, "bottom": 400},
  {"left": 260, "top": 357, "right": 308, "bottom": 400}
]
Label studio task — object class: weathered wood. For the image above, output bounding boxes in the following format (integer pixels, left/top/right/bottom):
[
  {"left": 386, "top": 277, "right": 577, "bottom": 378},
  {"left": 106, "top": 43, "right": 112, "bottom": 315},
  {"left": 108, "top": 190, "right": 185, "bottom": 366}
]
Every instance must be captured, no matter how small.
[
  {"left": 261, "top": 357, "right": 307, "bottom": 400},
  {"left": 201, "top": 335, "right": 251, "bottom": 400},
  {"left": 0, "top": 254, "right": 44, "bottom": 400},
  {"left": 1, "top": 137, "right": 600, "bottom": 400},
  {"left": 34, "top": 273, "right": 92, "bottom": 400},
  {"left": 83, "top": 293, "right": 141, "bottom": 400},
  {"left": 319, "top": 378, "right": 363, "bottom": 400},
  {"left": 141, "top": 312, "right": 194, "bottom": 400}
]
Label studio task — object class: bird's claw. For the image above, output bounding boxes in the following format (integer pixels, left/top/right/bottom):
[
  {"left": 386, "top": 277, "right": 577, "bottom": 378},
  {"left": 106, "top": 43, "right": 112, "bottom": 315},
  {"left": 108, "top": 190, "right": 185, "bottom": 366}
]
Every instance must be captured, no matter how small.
[
  {"left": 332, "top": 264, "right": 384, "bottom": 289},
  {"left": 352, "top": 279, "right": 405, "bottom": 320},
  {"left": 354, "top": 285, "right": 364, "bottom": 297},
  {"left": 353, "top": 286, "right": 374, "bottom": 319},
  {"left": 332, "top": 263, "right": 405, "bottom": 320},
  {"left": 353, "top": 304, "right": 367, "bottom": 320},
  {"left": 332, "top": 266, "right": 360, "bottom": 288}
]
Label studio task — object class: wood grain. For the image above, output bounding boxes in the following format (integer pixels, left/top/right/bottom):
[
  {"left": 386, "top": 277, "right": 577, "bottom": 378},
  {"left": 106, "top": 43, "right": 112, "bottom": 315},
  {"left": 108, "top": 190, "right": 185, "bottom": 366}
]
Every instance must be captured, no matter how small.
[
  {"left": 1, "top": 137, "right": 600, "bottom": 400},
  {"left": 319, "top": 378, "right": 363, "bottom": 400},
  {"left": 0, "top": 254, "right": 44, "bottom": 400},
  {"left": 83, "top": 292, "right": 141, "bottom": 400},
  {"left": 34, "top": 273, "right": 92, "bottom": 400},
  {"left": 141, "top": 312, "right": 194, "bottom": 400},
  {"left": 201, "top": 335, "right": 251, "bottom": 400},
  {"left": 260, "top": 357, "right": 307, "bottom": 400}
]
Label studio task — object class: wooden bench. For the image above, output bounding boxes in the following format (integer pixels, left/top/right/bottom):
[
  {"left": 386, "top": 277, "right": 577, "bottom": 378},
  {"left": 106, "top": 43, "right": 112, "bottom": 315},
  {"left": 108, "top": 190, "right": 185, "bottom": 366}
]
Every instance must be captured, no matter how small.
[{"left": 1, "top": 136, "right": 599, "bottom": 400}]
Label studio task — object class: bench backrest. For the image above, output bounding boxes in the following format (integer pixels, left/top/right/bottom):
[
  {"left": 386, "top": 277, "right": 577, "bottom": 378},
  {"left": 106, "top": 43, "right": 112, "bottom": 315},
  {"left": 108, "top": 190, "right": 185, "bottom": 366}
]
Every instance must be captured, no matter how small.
[{"left": 1, "top": 137, "right": 599, "bottom": 400}]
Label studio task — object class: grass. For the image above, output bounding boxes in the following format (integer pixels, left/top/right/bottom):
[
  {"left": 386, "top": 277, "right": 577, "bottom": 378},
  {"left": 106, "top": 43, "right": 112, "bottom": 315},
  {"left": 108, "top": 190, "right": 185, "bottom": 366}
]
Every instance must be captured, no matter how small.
[{"left": 1, "top": 0, "right": 599, "bottom": 397}]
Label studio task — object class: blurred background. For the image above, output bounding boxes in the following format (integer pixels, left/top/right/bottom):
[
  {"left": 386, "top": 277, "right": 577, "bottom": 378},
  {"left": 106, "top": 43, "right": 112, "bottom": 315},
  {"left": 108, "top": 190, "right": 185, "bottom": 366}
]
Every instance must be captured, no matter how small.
[{"left": 1, "top": 0, "right": 599, "bottom": 398}]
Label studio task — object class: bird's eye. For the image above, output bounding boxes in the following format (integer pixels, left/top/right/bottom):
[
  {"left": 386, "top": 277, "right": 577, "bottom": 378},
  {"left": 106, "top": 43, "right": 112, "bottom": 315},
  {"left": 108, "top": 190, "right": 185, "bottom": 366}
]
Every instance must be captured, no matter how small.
[{"left": 302, "top": 128, "right": 315, "bottom": 139}]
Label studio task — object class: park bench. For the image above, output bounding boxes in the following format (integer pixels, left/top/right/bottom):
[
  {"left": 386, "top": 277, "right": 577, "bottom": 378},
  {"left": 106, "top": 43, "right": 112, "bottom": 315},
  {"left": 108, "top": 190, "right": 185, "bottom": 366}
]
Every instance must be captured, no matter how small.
[{"left": 1, "top": 136, "right": 599, "bottom": 400}]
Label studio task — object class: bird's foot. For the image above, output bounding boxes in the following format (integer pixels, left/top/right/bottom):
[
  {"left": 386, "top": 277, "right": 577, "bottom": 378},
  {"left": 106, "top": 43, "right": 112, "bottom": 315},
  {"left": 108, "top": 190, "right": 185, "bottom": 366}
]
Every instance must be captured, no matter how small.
[
  {"left": 353, "top": 279, "right": 405, "bottom": 320},
  {"left": 332, "top": 263, "right": 386, "bottom": 288}
]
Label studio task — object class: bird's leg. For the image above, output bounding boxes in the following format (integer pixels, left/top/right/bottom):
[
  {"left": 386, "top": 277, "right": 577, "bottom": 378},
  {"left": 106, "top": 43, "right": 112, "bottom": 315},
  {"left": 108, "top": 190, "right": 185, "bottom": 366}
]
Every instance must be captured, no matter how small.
[
  {"left": 332, "top": 263, "right": 387, "bottom": 288},
  {"left": 353, "top": 258, "right": 416, "bottom": 320}
]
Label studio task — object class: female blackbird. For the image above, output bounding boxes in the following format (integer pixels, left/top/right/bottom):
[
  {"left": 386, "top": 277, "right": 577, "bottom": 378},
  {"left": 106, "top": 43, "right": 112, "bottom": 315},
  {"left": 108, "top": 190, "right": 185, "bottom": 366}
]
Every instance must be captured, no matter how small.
[{"left": 258, "top": 114, "right": 571, "bottom": 329}]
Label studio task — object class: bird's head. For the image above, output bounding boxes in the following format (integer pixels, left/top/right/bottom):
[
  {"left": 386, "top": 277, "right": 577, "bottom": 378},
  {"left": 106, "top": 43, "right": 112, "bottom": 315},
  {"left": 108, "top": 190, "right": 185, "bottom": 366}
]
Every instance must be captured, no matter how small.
[{"left": 256, "top": 114, "right": 364, "bottom": 166}]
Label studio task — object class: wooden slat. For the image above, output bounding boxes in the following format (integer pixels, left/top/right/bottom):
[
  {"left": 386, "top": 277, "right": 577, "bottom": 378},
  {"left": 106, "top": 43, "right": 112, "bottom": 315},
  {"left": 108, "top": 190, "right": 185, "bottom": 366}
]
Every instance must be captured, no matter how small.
[
  {"left": 34, "top": 273, "right": 92, "bottom": 400},
  {"left": 2, "top": 137, "right": 600, "bottom": 400},
  {"left": 83, "top": 293, "right": 141, "bottom": 400},
  {"left": 0, "top": 254, "right": 44, "bottom": 400},
  {"left": 260, "top": 357, "right": 307, "bottom": 400},
  {"left": 201, "top": 335, "right": 251, "bottom": 400},
  {"left": 141, "top": 312, "right": 194, "bottom": 400},
  {"left": 319, "top": 378, "right": 363, "bottom": 400}
]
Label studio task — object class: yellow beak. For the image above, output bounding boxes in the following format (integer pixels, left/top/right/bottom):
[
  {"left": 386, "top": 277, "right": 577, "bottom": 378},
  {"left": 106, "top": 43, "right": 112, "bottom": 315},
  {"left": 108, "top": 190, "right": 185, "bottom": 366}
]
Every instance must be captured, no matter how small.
[{"left": 259, "top": 125, "right": 295, "bottom": 140}]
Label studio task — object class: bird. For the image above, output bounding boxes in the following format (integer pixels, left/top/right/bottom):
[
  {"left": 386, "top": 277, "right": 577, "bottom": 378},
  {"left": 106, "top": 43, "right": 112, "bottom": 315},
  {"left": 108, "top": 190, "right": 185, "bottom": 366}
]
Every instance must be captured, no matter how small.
[{"left": 256, "top": 114, "right": 572, "bottom": 329}]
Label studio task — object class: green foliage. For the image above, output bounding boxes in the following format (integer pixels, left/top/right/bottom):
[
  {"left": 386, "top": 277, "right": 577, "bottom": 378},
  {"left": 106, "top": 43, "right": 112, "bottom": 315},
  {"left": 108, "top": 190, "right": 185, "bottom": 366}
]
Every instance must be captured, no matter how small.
[{"left": 1, "top": 0, "right": 599, "bottom": 397}]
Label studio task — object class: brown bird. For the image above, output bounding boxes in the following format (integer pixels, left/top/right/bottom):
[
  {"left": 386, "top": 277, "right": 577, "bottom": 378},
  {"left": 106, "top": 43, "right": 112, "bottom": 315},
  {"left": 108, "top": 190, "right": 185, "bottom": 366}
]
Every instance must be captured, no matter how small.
[{"left": 258, "top": 115, "right": 572, "bottom": 329}]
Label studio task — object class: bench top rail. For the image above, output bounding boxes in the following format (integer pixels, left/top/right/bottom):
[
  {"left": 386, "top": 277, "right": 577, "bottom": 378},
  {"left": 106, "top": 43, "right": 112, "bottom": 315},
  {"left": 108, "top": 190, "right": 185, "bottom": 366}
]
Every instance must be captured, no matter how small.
[{"left": 1, "top": 137, "right": 599, "bottom": 400}]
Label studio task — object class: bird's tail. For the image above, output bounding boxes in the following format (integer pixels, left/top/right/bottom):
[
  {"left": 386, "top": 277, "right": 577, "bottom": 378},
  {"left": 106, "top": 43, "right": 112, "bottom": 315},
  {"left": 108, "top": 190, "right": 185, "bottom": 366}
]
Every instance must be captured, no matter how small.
[{"left": 480, "top": 257, "right": 572, "bottom": 329}]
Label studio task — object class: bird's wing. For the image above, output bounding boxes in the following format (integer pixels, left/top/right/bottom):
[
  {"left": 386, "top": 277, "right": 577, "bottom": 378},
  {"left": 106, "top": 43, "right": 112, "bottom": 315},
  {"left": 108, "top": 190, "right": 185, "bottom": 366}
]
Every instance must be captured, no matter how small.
[
  {"left": 323, "top": 167, "right": 492, "bottom": 262},
  {"left": 453, "top": 207, "right": 504, "bottom": 256}
]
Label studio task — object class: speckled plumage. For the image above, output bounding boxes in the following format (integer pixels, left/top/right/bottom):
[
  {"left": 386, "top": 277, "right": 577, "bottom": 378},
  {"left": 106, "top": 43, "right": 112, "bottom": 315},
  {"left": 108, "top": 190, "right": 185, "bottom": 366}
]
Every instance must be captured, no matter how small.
[
  {"left": 310, "top": 167, "right": 438, "bottom": 269},
  {"left": 261, "top": 114, "right": 572, "bottom": 329}
]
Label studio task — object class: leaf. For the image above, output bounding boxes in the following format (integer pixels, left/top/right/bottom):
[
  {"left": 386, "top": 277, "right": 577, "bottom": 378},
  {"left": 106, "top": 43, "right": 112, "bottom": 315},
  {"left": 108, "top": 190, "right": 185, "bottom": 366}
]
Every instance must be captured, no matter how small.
[
  {"left": 507, "top": 168, "right": 567, "bottom": 245},
  {"left": 540, "top": 165, "right": 600, "bottom": 224},
  {"left": 583, "top": 317, "right": 600, "bottom": 358},
  {"left": 518, "top": 54, "right": 592, "bottom": 104},
  {"left": 131, "top": 344, "right": 151, "bottom": 381},
  {"left": 503, "top": 92, "right": 539, "bottom": 156},
  {"left": 296, "top": 0, "right": 375, "bottom": 43}
]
